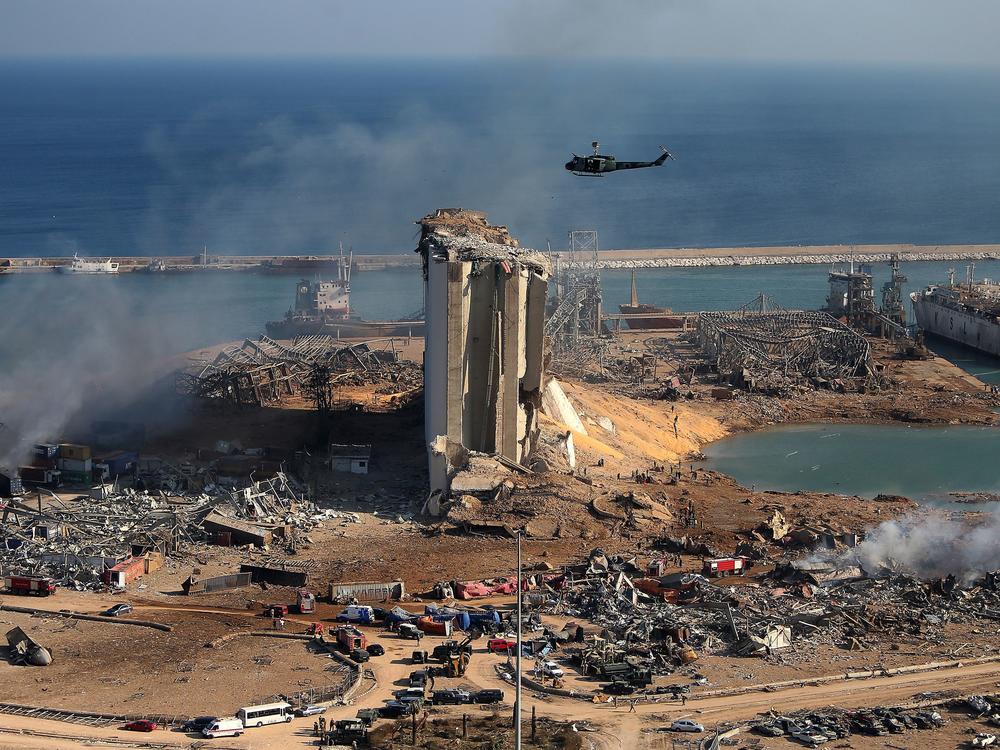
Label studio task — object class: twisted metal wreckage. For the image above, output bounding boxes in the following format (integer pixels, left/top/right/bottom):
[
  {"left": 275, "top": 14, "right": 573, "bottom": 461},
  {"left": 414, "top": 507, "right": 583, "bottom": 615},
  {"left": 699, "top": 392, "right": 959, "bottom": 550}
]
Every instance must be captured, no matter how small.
[
  {"left": 0, "top": 471, "right": 328, "bottom": 587},
  {"left": 696, "top": 294, "right": 876, "bottom": 392},
  {"left": 175, "top": 334, "right": 420, "bottom": 409}
]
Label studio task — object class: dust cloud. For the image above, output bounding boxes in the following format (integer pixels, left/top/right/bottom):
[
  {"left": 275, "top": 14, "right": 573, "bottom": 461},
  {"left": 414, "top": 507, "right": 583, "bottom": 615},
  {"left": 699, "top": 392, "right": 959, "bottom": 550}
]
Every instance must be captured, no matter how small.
[{"left": 0, "top": 277, "right": 184, "bottom": 471}]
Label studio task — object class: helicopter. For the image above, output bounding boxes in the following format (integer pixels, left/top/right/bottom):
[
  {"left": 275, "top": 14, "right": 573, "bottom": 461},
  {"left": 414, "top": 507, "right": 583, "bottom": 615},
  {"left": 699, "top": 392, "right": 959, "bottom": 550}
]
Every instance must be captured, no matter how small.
[{"left": 565, "top": 141, "right": 673, "bottom": 176}]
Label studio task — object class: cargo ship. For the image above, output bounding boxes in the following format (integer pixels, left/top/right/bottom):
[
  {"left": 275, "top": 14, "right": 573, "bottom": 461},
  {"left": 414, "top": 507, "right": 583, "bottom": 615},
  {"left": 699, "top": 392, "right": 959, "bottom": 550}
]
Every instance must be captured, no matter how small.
[
  {"left": 910, "top": 268, "right": 1000, "bottom": 357},
  {"left": 618, "top": 271, "right": 683, "bottom": 329},
  {"left": 265, "top": 267, "right": 424, "bottom": 339}
]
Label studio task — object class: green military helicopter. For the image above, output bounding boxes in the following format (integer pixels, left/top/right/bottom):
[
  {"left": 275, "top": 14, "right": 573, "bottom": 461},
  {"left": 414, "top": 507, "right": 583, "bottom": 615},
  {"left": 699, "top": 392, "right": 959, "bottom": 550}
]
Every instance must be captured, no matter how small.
[{"left": 565, "top": 140, "right": 673, "bottom": 176}]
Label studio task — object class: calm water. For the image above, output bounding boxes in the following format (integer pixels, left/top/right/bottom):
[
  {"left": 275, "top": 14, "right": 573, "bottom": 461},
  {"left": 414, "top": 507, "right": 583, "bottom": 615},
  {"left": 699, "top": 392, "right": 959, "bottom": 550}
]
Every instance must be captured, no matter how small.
[
  {"left": 2, "top": 59, "right": 1000, "bottom": 255},
  {"left": 703, "top": 423, "right": 1000, "bottom": 502},
  {"left": 3, "top": 258, "right": 1000, "bottom": 379}
]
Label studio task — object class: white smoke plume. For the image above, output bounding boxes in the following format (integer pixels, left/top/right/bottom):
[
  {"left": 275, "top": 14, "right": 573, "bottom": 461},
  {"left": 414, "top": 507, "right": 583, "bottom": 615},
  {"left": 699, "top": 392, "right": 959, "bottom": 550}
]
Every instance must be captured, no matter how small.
[
  {"left": 840, "top": 511, "right": 1000, "bottom": 583},
  {"left": 0, "top": 277, "right": 184, "bottom": 471}
]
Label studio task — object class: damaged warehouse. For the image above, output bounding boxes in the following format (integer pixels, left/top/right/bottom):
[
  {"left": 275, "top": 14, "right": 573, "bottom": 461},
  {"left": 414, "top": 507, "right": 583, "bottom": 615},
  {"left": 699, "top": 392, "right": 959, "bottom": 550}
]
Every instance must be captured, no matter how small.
[{"left": 696, "top": 293, "right": 876, "bottom": 393}]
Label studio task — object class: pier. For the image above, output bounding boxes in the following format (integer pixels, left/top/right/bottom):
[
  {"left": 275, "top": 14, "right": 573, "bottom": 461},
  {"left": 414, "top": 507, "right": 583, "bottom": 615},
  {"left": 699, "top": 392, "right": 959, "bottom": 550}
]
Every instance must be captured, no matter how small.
[{"left": 3, "top": 243, "right": 1000, "bottom": 275}]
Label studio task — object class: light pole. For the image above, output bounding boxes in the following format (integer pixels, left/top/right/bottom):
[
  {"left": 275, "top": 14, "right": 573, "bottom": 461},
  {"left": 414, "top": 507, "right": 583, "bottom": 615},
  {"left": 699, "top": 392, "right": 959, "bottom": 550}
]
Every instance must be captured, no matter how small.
[{"left": 514, "top": 530, "right": 522, "bottom": 750}]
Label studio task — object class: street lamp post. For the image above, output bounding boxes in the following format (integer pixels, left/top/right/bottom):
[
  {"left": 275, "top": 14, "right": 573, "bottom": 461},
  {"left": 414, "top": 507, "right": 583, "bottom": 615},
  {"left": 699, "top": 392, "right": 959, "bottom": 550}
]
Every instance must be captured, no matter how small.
[{"left": 514, "top": 530, "right": 522, "bottom": 750}]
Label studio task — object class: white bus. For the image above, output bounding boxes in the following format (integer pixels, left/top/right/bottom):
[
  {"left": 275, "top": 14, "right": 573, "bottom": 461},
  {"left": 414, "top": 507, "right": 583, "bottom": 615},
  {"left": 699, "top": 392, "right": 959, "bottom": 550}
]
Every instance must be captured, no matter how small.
[{"left": 237, "top": 701, "right": 293, "bottom": 728}]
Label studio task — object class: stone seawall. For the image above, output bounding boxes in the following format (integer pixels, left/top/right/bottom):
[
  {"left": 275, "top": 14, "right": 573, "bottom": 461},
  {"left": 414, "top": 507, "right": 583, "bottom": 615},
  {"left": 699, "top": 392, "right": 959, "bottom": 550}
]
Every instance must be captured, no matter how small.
[{"left": 597, "top": 250, "right": 1000, "bottom": 270}]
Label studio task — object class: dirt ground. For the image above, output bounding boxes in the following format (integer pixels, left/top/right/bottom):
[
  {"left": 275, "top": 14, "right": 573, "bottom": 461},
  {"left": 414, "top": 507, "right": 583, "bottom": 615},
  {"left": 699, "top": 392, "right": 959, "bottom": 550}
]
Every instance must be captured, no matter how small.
[{"left": 4, "top": 330, "right": 1000, "bottom": 744}]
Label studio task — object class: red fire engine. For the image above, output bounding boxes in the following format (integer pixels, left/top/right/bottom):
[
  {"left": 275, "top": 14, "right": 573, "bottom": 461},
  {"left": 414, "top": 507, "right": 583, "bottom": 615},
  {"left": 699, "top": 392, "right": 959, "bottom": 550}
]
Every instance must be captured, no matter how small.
[
  {"left": 3, "top": 575, "right": 57, "bottom": 596},
  {"left": 701, "top": 557, "right": 750, "bottom": 578}
]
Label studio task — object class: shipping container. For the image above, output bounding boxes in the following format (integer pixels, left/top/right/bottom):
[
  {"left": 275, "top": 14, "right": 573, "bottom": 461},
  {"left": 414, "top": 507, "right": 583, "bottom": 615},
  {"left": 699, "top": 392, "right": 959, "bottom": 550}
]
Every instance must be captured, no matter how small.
[
  {"left": 18, "top": 466, "right": 61, "bottom": 487},
  {"left": 59, "top": 470, "right": 90, "bottom": 485},
  {"left": 327, "top": 580, "right": 405, "bottom": 602},
  {"left": 102, "top": 556, "right": 146, "bottom": 588},
  {"left": 416, "top": 616, "right": 453, "bottom": 637},
  {"left": 0, "top": 472, "right": 23, "bottom": 497},
  {"left": 34, "top": 443, "right": 59, "bottom": 459},
  {"left": 58, "top": 443, "right": 91, "bottom": 461},
  {"left": 58, "top": 457, "right": 92, "bottom": 473}
]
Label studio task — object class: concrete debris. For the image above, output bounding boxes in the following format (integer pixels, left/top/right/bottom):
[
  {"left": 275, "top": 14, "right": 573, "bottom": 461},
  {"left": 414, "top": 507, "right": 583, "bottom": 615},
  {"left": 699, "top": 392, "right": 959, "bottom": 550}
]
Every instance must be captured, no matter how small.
[
  {"left": 523, "top": 548, "right": 1000, "bottom": 681},
  {"left": 0, "top": 472, "right": 318, "bottom": 587}
]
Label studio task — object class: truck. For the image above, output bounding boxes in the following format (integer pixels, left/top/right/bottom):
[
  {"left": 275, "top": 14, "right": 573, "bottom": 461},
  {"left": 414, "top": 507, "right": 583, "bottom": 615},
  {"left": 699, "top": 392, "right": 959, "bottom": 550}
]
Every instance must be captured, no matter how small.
[
  {"left": 701, "top": 556, "right": 750, "bottom": 577},
  {"left": 296, "top": 589, "right": 315, "bottom": 614},
  {"left": 336, "top": 626, "right": 367, "bottom": 653},
  {"left": 335, "top": 604, "right": 375, "bottom": 624},
  {"left": 3, "top": 575, "right": 57, "bottom": 597}
]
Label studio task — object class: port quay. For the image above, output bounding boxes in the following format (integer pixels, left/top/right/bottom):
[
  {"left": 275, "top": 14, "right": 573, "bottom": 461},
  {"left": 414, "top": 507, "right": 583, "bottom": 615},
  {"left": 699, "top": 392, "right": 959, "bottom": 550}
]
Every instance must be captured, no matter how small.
[{"left": 2, "top": 243, "right": 1000, "bottom": 274}]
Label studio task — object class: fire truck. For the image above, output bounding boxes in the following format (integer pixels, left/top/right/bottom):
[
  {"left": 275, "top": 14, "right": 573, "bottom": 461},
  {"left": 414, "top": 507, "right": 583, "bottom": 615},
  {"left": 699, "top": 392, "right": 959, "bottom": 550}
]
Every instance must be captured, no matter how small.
[
  {"left": 701, "top": 557, "right": 750, "bottom": 578},
  {"left": 336, "top": 626, "right": 367, "bottom": 653},
  {"left": 3, "top": 575, "right": 57, "bottom": 596}
]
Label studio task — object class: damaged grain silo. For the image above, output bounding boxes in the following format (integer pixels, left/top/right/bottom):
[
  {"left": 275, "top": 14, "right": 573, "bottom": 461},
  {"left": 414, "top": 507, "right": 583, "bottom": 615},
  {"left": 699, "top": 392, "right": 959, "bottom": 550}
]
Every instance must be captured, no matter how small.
[{"left": 417, "top": 209, "right": 550, "bottom": 500}]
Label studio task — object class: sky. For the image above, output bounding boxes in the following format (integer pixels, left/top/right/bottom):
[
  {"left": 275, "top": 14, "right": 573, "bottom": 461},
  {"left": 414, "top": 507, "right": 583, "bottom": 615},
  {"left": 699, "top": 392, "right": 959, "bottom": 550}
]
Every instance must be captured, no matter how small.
[{"left": 3, "top": 0, "right": 1000, "bottom": 66}]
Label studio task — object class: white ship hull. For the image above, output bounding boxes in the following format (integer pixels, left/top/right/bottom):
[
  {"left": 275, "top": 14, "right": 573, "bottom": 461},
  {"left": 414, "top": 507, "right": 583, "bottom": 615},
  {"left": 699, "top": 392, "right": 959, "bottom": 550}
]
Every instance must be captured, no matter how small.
[
  {"left": 55, "top": 254, "right": 119, "bottom": 275},
  {"left": 911, "top": 290, "right": 1000, "bottom": 357}
]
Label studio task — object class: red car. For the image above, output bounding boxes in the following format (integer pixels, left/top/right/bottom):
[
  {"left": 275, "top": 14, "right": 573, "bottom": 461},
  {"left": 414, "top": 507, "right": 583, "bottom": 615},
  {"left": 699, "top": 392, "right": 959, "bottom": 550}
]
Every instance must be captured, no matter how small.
[
  {"left": 123, "top": 720, "right": 157, "bottom": 732},
  {"left": 487, "top": 638, "right": 517, "bottom": 654}
]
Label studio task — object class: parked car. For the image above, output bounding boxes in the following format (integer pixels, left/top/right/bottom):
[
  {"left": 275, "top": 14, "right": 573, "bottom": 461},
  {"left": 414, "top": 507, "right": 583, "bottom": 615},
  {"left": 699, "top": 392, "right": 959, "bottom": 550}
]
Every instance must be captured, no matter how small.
[
  {"left": 790, "top": 728, "right": 829, "bottom": 746},
  {"left": 294, "top": 705, "right": 326, "bottom": 717},
  {"left": 752, "top": 723, "right": 784, "bottom": 737},
  {"left": 356, "top": 708, "right": 379, "bottom": 727},
  {"left": 181, "top": 716, "right": 217, "bottom": 733},
  {"left": 411, "top": 649, "right": 428, "bottom": 663},
  {"left": 380, "top": 701, "right": 417, "bottom": 718},
  {"left": 432, "top": 689, "right": 472, "bottom": 705},
  {"left": 394, "top": 687, "right": 426, "bottom": 701},
  {"left": 487, "top": 638, "right": 517, "bottom": 654},
  {"left": 472, "top": 689, "right": 504, "bottom": 704},
  {"left": 398, "top": 623, "right": 422, "bottom": 640},
  {"left": 537, "top": 660, "right": 564, "bottom": 678},
  {"left": 408, "top": 670, "right": 428, "bottom": 688},
  {"left": 104, "top": 603, "right": 134, "bottom": 617},
  {"left": 366, "top": 643, "right": 385, "bottom": 657},
  {"left": 350, "top": 648, "right": 370, "bottom": 663},
  {"left": 123, "top": 720, "right": 157, "bottom": 732},
  {"left": 670, "top": 720, "right": 704, "bottom": 733}
]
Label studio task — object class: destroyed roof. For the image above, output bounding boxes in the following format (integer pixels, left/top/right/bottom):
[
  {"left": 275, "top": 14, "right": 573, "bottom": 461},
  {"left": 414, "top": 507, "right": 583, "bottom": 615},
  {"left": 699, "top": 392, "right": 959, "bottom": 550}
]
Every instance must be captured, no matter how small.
[{"left": 416, "top": 208, "right": 551, "bottom": 275}]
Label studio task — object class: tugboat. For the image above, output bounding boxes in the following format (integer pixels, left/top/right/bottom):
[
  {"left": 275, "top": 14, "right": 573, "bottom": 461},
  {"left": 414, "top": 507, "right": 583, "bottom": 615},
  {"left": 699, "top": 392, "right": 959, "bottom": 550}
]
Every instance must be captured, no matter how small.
[
  {"left": 55, "top": 253, "right": 119, "bottom": 275},
  {"left": 265, "top": 259, "right": 424, "bottom": 339},
  {"left": 618, "top": 271, "right": 682, "bottom": 329}
]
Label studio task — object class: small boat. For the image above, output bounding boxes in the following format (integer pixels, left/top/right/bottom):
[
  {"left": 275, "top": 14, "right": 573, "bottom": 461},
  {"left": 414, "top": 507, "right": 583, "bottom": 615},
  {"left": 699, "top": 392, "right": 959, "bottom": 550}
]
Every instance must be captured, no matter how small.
[{"left": 55, "top": 253, "right": 119, "bottom": 275}]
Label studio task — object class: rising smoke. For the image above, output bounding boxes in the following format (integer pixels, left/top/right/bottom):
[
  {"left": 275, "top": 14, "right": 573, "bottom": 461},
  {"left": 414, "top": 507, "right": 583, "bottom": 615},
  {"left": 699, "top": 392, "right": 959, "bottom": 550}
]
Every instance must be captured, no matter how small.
[
  {"left": 0, "top": 276, "right": 186, "bottom": 470},
  {"left": 828, "top": 511, "right": 1000, "bottom": 583}
]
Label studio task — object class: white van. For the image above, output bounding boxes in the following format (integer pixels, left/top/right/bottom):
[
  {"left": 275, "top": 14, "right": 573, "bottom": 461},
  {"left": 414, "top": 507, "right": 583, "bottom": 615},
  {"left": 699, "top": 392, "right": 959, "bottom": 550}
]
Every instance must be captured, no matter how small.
[
  {"left": 237, "top": 701, "right": 293, "bottom": 728},
  {"left": 202, "top": 717, "right": 244, "bottom": 738}
]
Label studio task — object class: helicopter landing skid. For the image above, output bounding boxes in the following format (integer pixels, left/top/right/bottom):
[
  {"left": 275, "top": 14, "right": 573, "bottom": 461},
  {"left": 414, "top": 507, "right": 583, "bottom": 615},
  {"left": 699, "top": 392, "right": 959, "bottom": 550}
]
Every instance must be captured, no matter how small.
[{"left": 571, "top": 171, "right": 605, "bottom": 177}]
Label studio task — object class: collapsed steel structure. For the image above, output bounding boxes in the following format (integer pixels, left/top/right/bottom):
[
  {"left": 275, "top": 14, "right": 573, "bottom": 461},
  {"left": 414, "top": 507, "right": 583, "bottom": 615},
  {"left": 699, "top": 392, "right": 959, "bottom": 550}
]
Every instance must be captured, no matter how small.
[
  {"left": 697, "top": 294, "right": 873, "bottom": 390},
  {"left": 176, "top": 335, "right": 414, "bottom": 409}
]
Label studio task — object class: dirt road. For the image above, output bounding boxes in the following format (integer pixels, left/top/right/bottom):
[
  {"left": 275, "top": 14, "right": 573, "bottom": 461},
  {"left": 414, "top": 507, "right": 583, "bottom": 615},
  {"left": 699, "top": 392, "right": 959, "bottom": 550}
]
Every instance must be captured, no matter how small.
[{"left": 2, "top": 657, "right": 998, "bottom": 749}]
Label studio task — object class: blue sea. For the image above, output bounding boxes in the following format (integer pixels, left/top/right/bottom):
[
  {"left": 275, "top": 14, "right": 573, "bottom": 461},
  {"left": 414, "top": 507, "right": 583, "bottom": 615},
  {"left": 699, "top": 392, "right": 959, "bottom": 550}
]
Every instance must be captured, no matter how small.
[
  {"left": 2, "top": 58, "right": 1000, "bottom": 256},
  {"left": 3, "top": 59, "right": 1000, "bottom": 388}
]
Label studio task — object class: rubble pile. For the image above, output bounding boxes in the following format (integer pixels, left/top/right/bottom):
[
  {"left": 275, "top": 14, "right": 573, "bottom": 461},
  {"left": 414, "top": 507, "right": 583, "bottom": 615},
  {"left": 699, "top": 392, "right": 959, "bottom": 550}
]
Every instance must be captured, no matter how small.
[
  {"left": 534, "top": 550, "right": 1000, "bottom": 679},
  {"left": 0, "top": 472, "right": 322, "bottom": 588}
]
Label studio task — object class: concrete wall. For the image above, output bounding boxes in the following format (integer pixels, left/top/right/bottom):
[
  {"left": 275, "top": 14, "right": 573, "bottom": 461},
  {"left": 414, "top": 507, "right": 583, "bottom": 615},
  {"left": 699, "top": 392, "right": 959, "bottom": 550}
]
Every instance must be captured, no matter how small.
[{"left": 422, "top": 227, "right": 549, "bottom": 495}]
